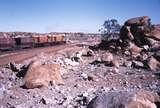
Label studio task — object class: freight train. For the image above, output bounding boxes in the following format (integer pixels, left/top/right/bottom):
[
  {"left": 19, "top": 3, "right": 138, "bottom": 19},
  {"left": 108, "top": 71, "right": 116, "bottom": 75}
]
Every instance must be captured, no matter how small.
[{"left": 0, "top": 33, "right": 65, "bottom": 51}]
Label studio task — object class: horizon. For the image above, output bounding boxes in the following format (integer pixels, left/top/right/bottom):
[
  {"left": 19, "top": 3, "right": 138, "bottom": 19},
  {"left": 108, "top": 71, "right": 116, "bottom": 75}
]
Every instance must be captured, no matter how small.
[{"left": 0, "top": 0, "right": 160, "bottom": 33}]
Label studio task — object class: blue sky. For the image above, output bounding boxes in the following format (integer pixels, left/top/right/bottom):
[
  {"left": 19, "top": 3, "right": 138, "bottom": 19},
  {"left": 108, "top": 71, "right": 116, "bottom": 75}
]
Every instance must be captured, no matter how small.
[{"left": 0, "top": 0, "right": 159, "bottom": 33}]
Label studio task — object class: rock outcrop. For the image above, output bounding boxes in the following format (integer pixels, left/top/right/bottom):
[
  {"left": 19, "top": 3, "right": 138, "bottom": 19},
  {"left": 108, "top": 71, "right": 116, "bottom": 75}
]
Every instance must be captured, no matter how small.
[
  {"left": 121, "top": 16, "right": 160, "bottom": 48},
  {"left": 119, "top": 16, "right": 160, "bottom": 70}
]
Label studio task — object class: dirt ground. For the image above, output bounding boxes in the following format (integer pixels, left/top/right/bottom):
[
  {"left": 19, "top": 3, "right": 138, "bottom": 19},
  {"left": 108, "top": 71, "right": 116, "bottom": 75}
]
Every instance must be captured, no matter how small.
[
  {"left": 0, "top": 43, "right": 81, "bottom": 67},
  {"left": 0, "top": 41, "right": 160, "bottom": 108}
]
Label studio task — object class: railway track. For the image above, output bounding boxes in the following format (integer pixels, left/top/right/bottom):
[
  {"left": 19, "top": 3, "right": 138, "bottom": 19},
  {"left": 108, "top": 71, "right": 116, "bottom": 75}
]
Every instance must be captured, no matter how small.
[{"left": 0, "top": 44, "right": 73, "bottom": 67}]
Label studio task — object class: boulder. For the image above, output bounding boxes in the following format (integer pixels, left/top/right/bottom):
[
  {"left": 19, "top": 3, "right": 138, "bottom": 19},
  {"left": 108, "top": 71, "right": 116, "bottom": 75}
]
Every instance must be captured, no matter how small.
[
  {"left": 111, "top": 59, "right": 120, "bottom": 68},
  {"left": 147, "top": 57, "right": 160, "bottom": 71},
  {"left": 87, "top": 90, "right": 160, "bottom": 108},
  {"left": 153, "top": 51, "right": 160, "bottom": 62},
  {"left": 77, "top": 48, "right": 95, "bottom": 57},
  {"left": 124, "top": 16, "right": 150, "bottom": 26},
  {"left": 145, "top": 27, "right": 160, "bottom": 50},
  {"left": 150, "top": 44, "right": 160, "bottom": 51},
  {"left": 146, "top": 37, "right": 158, "bottom": 46},
  {"left": 87, "top": 49, "right": 95, "bottom": 56},
  {"left": 120, "top": 26, "right": 134, "bottom": 42},
  {"left": 145, "top": 27, "right": 160, "bottom": 41},
  {"left": 129, "top": 42, "right": 142, "bottom": 58},
  {"left": 132, "top": 60, "right": 144, "bottom": 68},
  {"left": 24, "top": 61, "right": 64, "bottom": 89},
  {"left": 101, "top": 52, "right": 113, "bottom": 62},
  {"left": 100, "top": 52, "right": 120, "bottom": 67}
]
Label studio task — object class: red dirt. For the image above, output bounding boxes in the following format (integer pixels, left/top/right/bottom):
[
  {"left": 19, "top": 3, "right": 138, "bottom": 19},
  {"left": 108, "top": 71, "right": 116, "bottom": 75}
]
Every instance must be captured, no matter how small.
[{"left": 0, "top": 44, "right": 73, "bottom": 67}]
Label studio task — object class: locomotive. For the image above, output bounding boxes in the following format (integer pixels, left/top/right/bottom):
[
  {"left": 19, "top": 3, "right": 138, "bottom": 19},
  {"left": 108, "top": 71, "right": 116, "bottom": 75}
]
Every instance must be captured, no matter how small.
[{"left": 0, "top": 33, "right": 65, "bottom": 51}]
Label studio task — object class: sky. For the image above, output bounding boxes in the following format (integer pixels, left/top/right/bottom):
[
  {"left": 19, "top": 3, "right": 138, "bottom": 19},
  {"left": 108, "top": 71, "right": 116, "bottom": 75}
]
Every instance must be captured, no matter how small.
[{"left": 0, "top": 0, "right": 159, "bottom": 33}]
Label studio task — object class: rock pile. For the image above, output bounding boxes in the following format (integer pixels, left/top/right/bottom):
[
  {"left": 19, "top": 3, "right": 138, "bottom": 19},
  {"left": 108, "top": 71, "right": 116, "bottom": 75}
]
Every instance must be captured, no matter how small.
[
  {"left": 120, "top": 16, "right": 159, "bottom": 49},
  {"left": 119, "top": 16, "right": 160, "bottom": 71}
]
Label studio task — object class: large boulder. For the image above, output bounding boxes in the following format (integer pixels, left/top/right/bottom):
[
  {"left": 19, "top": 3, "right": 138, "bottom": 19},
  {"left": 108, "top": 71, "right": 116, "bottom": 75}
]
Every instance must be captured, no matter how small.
[
  {"left": 128, "top": 42, "right": 143, "bottom": 58},
  {"left": 124, "top": 16, "right": 151, "bottom": 26},
  {"left": 87, "top": 90, "right": 160, "bottom": 108},
  {"left": 145, "top": 27, "right": 160, "bottom": 41},
  {"left": 153, "top": 51, "right": 160, "bottom": 61},
  {"left": 145, "top": 26, "right": 160, "bottom": 50},
  {"left": 101, "top": 52, "right": 113, "bottom": 62},
  {"left": 120, "top": 26, "right": 134, "bottom": 42},
  {"left": 100, "top": 52, "right": 120, "bottom": 67},
  {"left": 147, "top": 56, "right": 160, "bottom": 71},
  {"left": 24, "top": 60, "right": 64, "bottom": 89}
]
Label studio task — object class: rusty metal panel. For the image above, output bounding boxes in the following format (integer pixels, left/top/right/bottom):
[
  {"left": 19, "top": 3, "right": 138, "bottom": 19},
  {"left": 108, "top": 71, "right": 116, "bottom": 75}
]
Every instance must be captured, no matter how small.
[
  {"left": 39, "top": 36, "right": 48, "bottom": 43},
  {"left": 56, "top": 35, "right": 65, "bottom": 42},
  {"left": 47, "top": 36, "right": 51, "bottom": 43},
  {"left": 48, "top": 35, "right": 56, "bottom": 43},
  {"left": 55, "top": 36, "right": 61, "bottom": 42},
  {"left": 47, "top": 35, "right": 53, "bottom": 43},
  {"left": 51, "top": 36, "right": 56, "bottom": 42},
  {"left": 61, "top": 35, "right": 65, "bottom": 42},
  {"left": 32, "top": 36, "right": 39, "bottom": 43}
]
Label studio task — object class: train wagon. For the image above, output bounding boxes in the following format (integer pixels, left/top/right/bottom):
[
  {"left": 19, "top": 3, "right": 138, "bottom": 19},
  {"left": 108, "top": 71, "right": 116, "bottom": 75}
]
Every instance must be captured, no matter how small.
[
  {"left": 60, "top": 35, "right": 65, "bottom": 43},
  {"left": 32, "top": 35, "right": 39, "bottom": 45},
  {"left": 47, "top": 35, "right": 56, "bottom": 45},
  {"left": 0, "top": 38, "right": 15, "bottom": 50},
  {"left": 14, "top": 36, "right": 34, "bottom": 49},
  {"left": 54, "top": 35, "right": 65, "bottom": 44},
  {"left": 32, "top": 35, "right": 48, "bottom": 47},
  {"left": 0, "top": 33, "right": 66, "bottom": 51},
  {"left": 39, "top": 35, "right": 48, "bottom": 44}
]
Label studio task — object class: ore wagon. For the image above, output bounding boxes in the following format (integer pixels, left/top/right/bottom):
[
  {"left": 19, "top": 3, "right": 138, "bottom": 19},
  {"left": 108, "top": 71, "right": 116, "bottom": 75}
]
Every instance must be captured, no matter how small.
[
  {"left": 55, "top": 35, "right": 65, "bottom": 44},
  {"left": 47, "top": 35, "right": 56, "bottom": 45},
  {"left": 0, "top": 37, "right": 15, "bottom": 51},
  {"left": 32, "top": 35, "right": 49, "bottom": 47},
  {"left": 14, "top": 36, "right": 34, "bottom": 49}
]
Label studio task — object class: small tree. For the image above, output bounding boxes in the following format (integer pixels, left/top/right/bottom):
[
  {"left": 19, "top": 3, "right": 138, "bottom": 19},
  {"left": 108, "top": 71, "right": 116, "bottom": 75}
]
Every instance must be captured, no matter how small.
[{"left": 99, "top": 19, "right": 121, "bottom": 40}]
